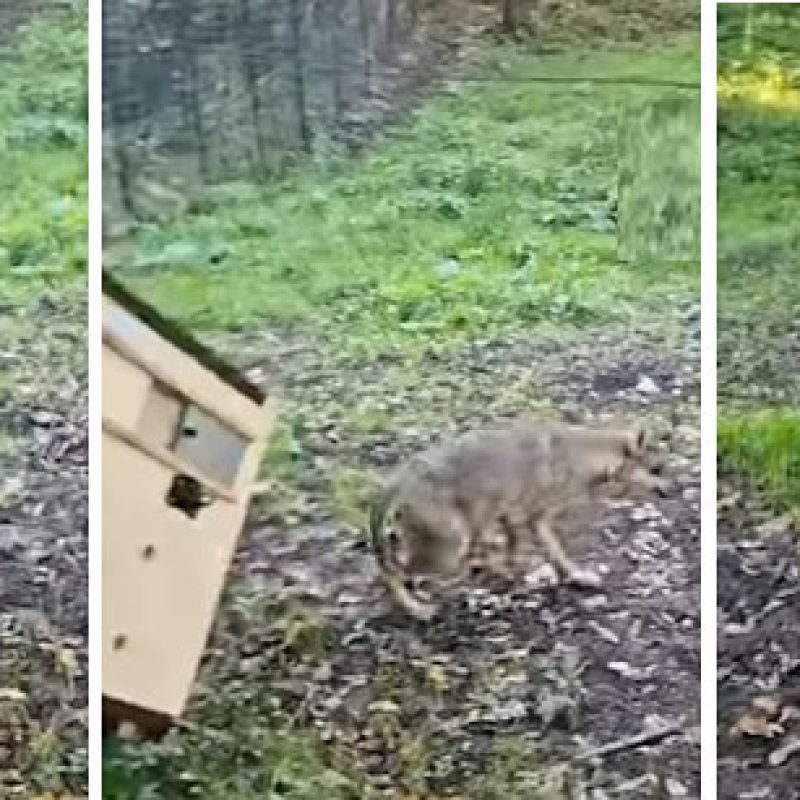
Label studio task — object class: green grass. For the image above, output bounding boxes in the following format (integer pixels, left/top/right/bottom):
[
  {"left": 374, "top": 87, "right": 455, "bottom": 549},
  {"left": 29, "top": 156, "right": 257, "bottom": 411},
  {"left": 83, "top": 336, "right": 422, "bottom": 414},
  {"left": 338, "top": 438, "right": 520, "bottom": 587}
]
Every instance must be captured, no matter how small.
[
  {"left": 717, "top": 5, "right": 800, "bottom": 279},
  {"left": 103, "top": 726, "right": 362, "bottom": 800},
  {"left": 618, "top": 94, "right": 700, "bottom": 261},
  {"left": 115, "top": 38, "right": 699, "bottom": 357},
  {"left": 718, "top": 4, "right": 800, "bottom": 74},
  {"left": 717, "top": 6, "right": 800, "bottom": 514},
  {"left": 717, "top": 107, "right": 799, "bottom": 266},
  {"left": 719, "top": 411, "right": 800, "bottom": 516},
  {"left": 0, "top": 4, "right": 87, "bottom": 305}
]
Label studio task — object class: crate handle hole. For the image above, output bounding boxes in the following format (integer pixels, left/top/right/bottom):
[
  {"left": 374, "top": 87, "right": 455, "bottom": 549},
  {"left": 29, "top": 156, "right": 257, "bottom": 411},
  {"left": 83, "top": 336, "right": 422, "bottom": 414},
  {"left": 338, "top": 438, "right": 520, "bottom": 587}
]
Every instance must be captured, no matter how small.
[{"left": 166, "top": 473, "right": 211, "bottom": 520}]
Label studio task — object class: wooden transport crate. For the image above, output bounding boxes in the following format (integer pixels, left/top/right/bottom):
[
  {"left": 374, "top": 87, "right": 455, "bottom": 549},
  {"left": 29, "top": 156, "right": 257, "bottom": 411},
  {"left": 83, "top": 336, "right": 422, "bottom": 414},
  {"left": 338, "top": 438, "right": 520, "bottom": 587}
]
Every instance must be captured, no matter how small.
[{"left": 102, "top": 273, "right": 277, "bottom": 733}]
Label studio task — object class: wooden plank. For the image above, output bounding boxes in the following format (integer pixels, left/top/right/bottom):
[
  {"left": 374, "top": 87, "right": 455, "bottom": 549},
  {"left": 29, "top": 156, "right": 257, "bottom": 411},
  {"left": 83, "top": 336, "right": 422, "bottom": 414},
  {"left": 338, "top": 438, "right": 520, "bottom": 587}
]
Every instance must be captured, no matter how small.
[{"left": 103, "top": 295, "right": 273, "bottom": 443}]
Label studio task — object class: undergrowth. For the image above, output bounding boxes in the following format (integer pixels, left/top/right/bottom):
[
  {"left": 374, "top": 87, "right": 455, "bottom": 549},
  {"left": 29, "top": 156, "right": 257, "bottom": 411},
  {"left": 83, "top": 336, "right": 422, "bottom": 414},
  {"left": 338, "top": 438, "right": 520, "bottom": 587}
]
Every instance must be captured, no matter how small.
[
  {"left": 719, "top": 411, "right": 800, "bottom": 517},
  {"left": 114, "top": 39, "right": 699, "bottom": 358},
  {"left": 0, "top": 3, "right": 87, "bottom": 306},
  {"left": 717, "top": 5, "right": 800, "bottom": 513},
  {"left": 103, "top": 729, "right": 362, "bottom": 800}
]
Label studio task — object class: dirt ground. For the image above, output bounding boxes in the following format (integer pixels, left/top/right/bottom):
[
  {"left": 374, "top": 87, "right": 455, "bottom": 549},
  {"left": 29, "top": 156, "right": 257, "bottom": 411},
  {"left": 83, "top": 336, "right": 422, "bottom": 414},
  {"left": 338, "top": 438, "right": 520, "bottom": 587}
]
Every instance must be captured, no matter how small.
[
  {"left": 0, "top": 292, "right": 88, "bottom": 795},
  {"left": 190, "top": 310, "right": 701, "bottom": 797},
  {"left": 717, "top": 479, "right": 800, "bottom": 800}
]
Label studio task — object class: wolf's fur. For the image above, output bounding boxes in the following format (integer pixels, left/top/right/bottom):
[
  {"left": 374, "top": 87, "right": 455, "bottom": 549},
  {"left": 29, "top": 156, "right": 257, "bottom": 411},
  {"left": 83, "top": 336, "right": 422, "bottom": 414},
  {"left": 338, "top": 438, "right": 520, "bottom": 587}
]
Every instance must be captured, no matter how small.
[{"left": 370, "top": 420, "right": 669, "bottom": 620}]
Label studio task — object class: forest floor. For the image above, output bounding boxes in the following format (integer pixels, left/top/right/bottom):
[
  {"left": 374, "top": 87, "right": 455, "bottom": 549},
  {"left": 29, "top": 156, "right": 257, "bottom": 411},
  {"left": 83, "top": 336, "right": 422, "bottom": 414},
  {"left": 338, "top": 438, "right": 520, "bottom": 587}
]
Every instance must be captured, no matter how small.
[
  {"left": 717, "top": 481, "right": 800, "bottom": 800},
  {"left": 716, "top": 22, "right": 800, "bottom": 800},
  {"left": 0, "top": 7, "right": 88, "bottom": 798},
  {"left": 103, "top": 13, "right": 701, "bottom": 800}
]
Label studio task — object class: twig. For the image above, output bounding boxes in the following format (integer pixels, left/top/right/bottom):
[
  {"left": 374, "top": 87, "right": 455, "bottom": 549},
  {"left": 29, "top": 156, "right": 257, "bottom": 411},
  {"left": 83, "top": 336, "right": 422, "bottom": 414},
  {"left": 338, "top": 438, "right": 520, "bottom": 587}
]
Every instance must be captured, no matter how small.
[{"left": 576, "top": 721, "right": 683, "bottom": 762}]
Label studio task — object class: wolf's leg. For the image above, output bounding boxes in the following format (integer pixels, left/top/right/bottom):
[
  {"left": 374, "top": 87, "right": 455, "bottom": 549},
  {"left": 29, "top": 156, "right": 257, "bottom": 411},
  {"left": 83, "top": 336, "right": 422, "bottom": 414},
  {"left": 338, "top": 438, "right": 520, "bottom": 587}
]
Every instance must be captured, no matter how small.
[{"left": 534, "top": 515, "right": 602, "bottom": 589}]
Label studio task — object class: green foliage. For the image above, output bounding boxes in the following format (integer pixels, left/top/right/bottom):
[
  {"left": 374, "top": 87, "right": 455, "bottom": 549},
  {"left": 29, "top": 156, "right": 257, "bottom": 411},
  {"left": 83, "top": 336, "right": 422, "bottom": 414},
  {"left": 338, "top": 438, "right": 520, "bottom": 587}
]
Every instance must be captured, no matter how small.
[
  {"left": 328, "top": 465, "right": 376, "bottom": 530},
  {"left": 719, "top": 410, "right": 800, "bottom": 516},
  {"left": 618, "top": 95, "right": 700, "bottom": 261},
  {"left": 103, "top": 584, "right": 359, "bottom": 800},
  {"left": 262, "top": 423, "right": 308, "bottom": 480},
  {"left": 103, "top": 728, "right": 362, "bottom": 800},
  {"left": 717, "top": 5, "right": 800, "bottom": 406},
  {"left": 0, "top": 4, "right": 87, "bottom": 299},
  {"left": 718, "top": 4, "right": 800, "bottom": 72},
  {"left": 118, "top": 43, "right": 698, "bottom": 356},
  {"left": 469, "top": 738, "right": 574, "bottom": 800},
  {"left": 717, "top": 108, "right": 799, "bottom": 258}
]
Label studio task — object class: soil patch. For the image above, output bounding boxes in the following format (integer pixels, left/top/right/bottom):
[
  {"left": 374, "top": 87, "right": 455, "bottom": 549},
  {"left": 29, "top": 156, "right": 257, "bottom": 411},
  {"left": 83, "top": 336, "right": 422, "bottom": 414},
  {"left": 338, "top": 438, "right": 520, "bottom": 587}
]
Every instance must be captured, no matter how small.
[
  {"left": 717, "top": 479, "right": 800, "bottom": 800},
  {"left": 201, "top": 321, "right": 701, "bottom": 796},
  {"left": 0, "top": 294, "right": 87, "bottom": 795}
]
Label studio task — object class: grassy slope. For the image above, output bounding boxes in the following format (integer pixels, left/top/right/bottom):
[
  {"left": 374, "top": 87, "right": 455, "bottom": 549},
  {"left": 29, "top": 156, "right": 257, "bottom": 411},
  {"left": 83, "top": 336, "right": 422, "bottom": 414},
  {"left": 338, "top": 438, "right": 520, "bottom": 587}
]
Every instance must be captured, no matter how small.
[
  {"left": 104, "top": 36, "right": 699, "bottom": 799},
  {"left": 116, "top": 37, "right": 699, "bottom": 357},
  {"left": 0, "top": 7, "right": 86, "bottom": 462},
  {"left": 0, "top": 2, "right": 87, "bottom": 411},
  {"left": 717, "top": 6, "right": 800, "bottom": 516},
  {"left": 0, "top": 6, "right": 87, "bottom": 301}
]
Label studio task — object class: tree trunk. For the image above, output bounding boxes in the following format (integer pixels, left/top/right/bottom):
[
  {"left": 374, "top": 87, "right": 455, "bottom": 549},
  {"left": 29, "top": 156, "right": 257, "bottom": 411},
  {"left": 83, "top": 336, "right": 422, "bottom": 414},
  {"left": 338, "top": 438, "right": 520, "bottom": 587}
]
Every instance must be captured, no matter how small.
[
  {"left": 501, "top": 0, "right": 522, "bottom": 32},
  {"left": 288, "top": 0, "right": 312, "bottom": 153},
  {"left": 385, "top": 0, "right": 398, "bottom": 58},
  {"left": 358, "top": 0, "right": 373, "bottom": 94},
  {"left": 238, "top": 0, "right": 267, "bottom": 169}
]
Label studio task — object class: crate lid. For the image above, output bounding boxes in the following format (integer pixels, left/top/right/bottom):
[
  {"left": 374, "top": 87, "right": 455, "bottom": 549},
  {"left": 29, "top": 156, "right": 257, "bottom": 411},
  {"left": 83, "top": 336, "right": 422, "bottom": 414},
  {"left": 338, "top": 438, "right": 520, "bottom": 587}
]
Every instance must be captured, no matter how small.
[{"left": 102, "top": 270, "right": 265, "bottom": 405}]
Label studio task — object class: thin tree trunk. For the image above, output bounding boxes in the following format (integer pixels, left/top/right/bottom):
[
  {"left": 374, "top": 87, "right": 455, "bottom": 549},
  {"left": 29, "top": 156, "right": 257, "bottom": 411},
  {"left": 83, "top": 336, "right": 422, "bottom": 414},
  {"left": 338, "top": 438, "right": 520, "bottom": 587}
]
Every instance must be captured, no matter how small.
[
  {"left": 327, "top": 0, "right": 344, "bottom": 121},
  {"left": 501, "top": 0, "right": 519, "bottom": 32},
  {"left": 239, "top": 0, "right": 267, "bottom": 169},
  {"left": 289, "top": 0, "right": 312, "bottom": 153},
  {"left": 176, "top": 0, "right": 208, "bottom": 179},
  {"left": 385, "top": 0, "right": 398, "bottom": 58},
  {"left": 358, "top": 0, "right": 373, "bottom": 94}
]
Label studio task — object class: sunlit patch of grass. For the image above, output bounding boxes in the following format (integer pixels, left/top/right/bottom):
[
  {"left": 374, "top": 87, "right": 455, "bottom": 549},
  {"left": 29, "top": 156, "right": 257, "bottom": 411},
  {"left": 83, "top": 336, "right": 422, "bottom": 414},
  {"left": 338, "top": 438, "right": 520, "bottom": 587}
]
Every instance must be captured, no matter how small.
[
  {"left": 718, "top": 68, "right": 800, "bottom": 113},
  {"left": 719, "top": 410, "right": 800, "bottom": 517}
]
